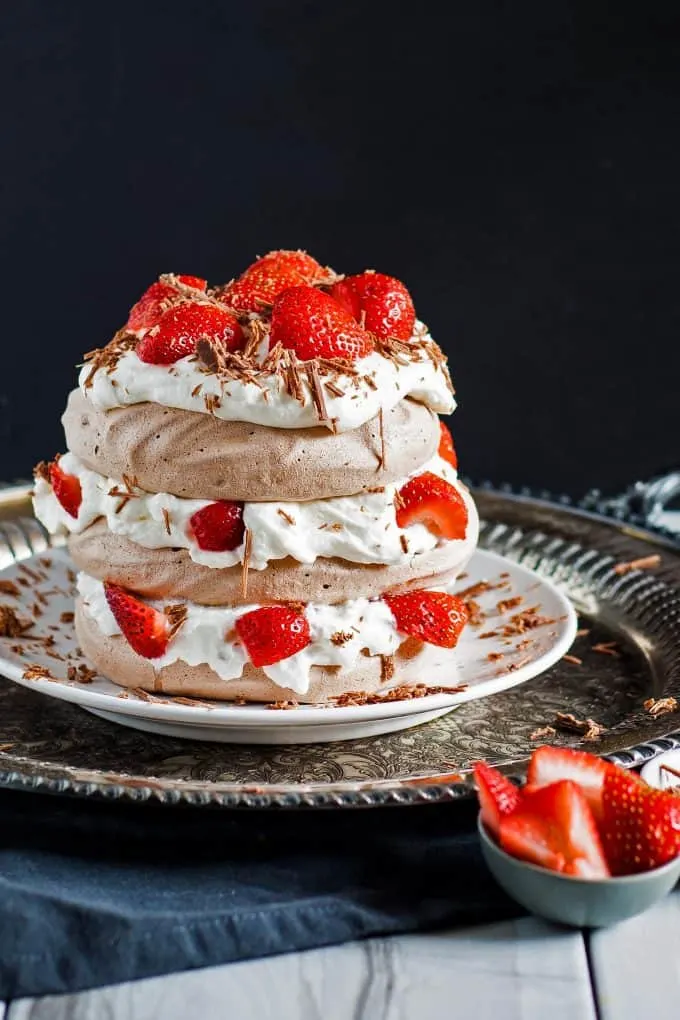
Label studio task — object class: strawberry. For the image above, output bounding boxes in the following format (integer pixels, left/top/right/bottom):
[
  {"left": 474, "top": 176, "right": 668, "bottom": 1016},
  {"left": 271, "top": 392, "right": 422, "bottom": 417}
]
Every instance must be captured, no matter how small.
[
  {"left": 601, "top": 769, "right": 680, "bottom": 874},
  {"left": 330, "top": 271, "right": 415, "bottom": 340},
  {"left": 103, "top": 583, "right": 170, "bottom": 659},
  {"left": 473, "top": 761, "right": 522, "bottom": 839},
  {"left": 136, "top": 302, "right": 245, "bottom": 365},
  {"left": 235, "top": 606, "right": 311, "bottom": 667},
  {"left": 500, "top": 780, "right": 610, "bottom": 878},
  {"left": 395, "top": 472, "right": 468, "bottom": 540},
  {"left": 438, "top": 420, "right": 458, "bottom": 470},
  {"left": 49, "top": 460, "right": 82, "bottom": 519},
  {"left": 527, "top": 746, "right": 614, "bottom": 822},
  {"left": 126, "top": 275, "right": 207, "bottom": 332},
  {"left": 269, "top": 285, "right": 374, "bottom": 361},
  {"left": 221, "top": 250, "right": 325, "bottom": 313},
  {"left": 383, "top": 590, "right": 468, "bottom": 648},
  {"left": 189, "top": 501, "right": 245, "bottom": 552}
]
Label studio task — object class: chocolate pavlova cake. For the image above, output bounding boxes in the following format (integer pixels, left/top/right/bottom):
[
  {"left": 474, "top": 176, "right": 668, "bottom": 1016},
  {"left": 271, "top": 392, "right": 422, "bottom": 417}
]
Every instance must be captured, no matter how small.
[{"left": 33, "top": 251, "right": 478, "bottom": 703}]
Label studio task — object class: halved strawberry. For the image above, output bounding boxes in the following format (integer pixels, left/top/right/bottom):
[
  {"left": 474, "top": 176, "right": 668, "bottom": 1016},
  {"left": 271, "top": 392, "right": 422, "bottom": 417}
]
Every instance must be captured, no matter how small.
[
  {"left": 235, "top": 606, "right": 311, "bottom": 667},
  {"left": 136, "top": 302, "right": 245, "bottom": 365},
  {"left": 221, "top": 250, "right": 325, "bottom": 313},
  {"left": 270, "top": 285, "right": 374, "bottom": 361},
  {"left": 527, "top": 746, "right": 613, "bottom": 822},
  {"left": 126, "top": 276, "right": 207, "bottom": 332},
  {"left": 473, "top": 760, "right": 522, "bottom": 839},
  {"left": 601, "top": 769, "right": 680, "bottom": 874},
  {"left": 395, "top": 471, "right": 468, "bottom": 540},
  {"left": 103, "top": 582, "right": 170, "bottom": 659},
  {"left": 49, "top": 460, "right": 82, "bottom": 519},
  {"left": 330, "top": 271, "right": 415, "bottom": 340},
  {"left": 438, "top": 420, "right": 458, "bottom": 470},
  {"left": 189, "top": 501, "right": 244, "bottom": 552},
  {"left": 383, "top": 590, "right": 468, "bottom": 648},
  {"left": 499, "top": 780, "right": 610, "bottom": 878}
]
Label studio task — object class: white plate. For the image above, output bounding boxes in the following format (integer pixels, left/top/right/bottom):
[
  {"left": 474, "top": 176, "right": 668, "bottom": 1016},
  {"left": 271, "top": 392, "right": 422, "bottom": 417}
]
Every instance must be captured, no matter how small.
[{"left": 0, "top": 548, "right": 577, "bottom": 743}]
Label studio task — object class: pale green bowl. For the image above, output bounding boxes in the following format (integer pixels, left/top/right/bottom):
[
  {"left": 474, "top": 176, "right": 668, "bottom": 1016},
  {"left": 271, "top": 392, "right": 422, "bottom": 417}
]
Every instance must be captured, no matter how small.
[{"left": 478, "top": 814, "right": 680, "bottom": 928}]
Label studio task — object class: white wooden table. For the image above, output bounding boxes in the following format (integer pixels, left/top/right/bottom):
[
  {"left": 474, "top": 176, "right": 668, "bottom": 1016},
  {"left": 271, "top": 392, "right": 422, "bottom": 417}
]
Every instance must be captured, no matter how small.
[{"left": 4, "top": 887, "right": 679, "bottom": 1019}]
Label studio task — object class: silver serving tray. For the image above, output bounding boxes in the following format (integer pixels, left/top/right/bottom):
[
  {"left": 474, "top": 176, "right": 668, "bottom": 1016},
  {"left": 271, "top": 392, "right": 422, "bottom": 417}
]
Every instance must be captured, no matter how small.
[{"left": 1, "top": 477, "right": 680, "bottom": 809}]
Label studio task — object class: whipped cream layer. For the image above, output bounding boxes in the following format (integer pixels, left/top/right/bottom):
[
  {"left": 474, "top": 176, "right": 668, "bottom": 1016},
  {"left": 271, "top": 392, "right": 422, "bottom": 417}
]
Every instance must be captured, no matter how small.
[
  {"left": 35, "top": 452, "right": 471, "bottom": 572},
  {"left": 79, "top": 325, "right": 455, "bottom": 433},
  {"left": 77, "top": 572, "right": 404, "bottom": 695}
]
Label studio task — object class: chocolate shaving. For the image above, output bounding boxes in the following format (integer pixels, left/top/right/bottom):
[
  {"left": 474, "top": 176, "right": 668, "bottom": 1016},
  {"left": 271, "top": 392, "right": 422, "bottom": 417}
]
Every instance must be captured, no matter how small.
[
  {"left": 399, "top": 533, "right": 409, "bottom": 555},
  {"left": 497, "top": 596, "right": 523, "bottom": 614},
  {"left": 277, "top": 508, "right": 296, "bottom": 526},
  {"left": 576, "top": 628, "right": 590, "bottom": 637},
  {"left": 562, "top": 654, "right": 583, "bottom": 666},
  {"left": 332, "top": 682, "right": 469, "bottom": 707},
  {"left": 378, "top": 407, "right": 386, "bottom": 471},
  {"left": 33, "top": 460, "right": 51, "bottom": 483},
  {"left": 643, "top": 696, "right": 678, "bottom": 717},
  {"left": 592, "top": 640, "right": 620, "bottom": 658},
  {"left": 613, "top": 554, "right": 661, "bottom": 576},
  {"left": 0, "top": 606, "right": 32, "bottom": 638},
  {"left": 554, "top": 712, "right": 605, "bottom": 742},
  {"left": 305, "top": 360, "right": 330, "bottom": 424},
  {"left": 324, "top": 380, "right": 345, "bottom": 398},
  {"left": 487, "top": 651, "right": 504, "bottom": 662},
  {"left": 22, "top": 663, "right": 54, "bottom": 681},
  {"left": 67, "top": 663, "right": 97, "bottom": 684},
  {"left": 0, "top": 580, "right": 21, "bottom": 597},
  {"left": 530, "top": 725, "right": 557, "bottom": 741},
  {"left": 82, "top": 331, "right": 139, "bottom": 387},
  {"left": 165, "top": 603, "right": 188, "bottom": 639},
  {"left": 380, "top": 655, "right": 396, "bottom": 683},
  {"left": 266, "top": 700, "right": 299, "bottom": 711},
  {"left": 162, "top": 507, "right": 172, "bottom": 536},
  {"left": 330, "top": 631, "right": 353, "bottom": 646}
]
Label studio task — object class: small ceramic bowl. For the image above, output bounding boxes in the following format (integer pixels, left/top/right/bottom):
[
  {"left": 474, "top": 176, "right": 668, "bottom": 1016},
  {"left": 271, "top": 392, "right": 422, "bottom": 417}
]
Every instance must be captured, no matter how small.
[{"left": 478, "top": 814, "right": 680, "bottom": 927}]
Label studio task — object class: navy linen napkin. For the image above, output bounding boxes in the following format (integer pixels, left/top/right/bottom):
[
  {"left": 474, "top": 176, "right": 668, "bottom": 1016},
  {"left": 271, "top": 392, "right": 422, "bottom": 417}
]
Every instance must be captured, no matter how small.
[{"left": 0, "top": 787, "right": 520, "bottom": 998}]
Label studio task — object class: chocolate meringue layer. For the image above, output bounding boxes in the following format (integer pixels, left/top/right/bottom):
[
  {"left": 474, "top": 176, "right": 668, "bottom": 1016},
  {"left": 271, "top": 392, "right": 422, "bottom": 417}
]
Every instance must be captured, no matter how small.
[
  {"left": 67, "top": 503, "right": 478, "bottom": 603},
  {"left": 75, "top": 600, "right": 463, "bottom": 704},
  {"left": 62, "top": 389, "right": 440, "bottom": 502}
]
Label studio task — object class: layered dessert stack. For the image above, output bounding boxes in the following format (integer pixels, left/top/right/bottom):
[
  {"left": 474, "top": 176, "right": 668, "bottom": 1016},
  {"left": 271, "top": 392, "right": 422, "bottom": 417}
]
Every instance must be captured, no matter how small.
[{"left": 33, "top": 250, "right": 478, "bottom": 703}]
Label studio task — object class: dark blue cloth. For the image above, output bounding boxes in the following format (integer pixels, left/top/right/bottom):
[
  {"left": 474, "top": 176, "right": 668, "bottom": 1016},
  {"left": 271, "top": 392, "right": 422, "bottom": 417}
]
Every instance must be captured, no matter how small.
[{"left": 0, "top": 788, "right": 520, "bottom": 998}]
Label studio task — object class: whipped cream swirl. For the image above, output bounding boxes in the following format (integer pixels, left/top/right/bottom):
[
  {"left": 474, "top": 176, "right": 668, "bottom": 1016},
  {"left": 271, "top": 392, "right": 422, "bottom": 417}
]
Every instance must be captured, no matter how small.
[
  {"left": 77, "top": 572, "right": 406, "bottom": 694},
  {"left": 78, "top": 324, "right": 455, "bottom": 433},
  {"left": 34, "top": 453, "right": 475, "bottom": 571}
]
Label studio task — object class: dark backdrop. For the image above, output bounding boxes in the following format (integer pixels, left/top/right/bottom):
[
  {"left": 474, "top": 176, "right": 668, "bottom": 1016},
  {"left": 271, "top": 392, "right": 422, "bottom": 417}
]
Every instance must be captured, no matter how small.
[{"left": 1, "top": 1, "right": 679, "bottom": 497}]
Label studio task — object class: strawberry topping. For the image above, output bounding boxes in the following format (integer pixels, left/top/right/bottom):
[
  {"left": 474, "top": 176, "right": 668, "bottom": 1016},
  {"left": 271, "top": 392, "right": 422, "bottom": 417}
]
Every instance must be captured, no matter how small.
[
  {"left": 499, "top": 780, "right": 610, "bottom": 879},
  {"left": 136, "top": 302, "right": 245, "bottom": 365},
  {"left": 221, "top": 250, "right": 325, "bottom": 313},
  {"left": 126, "top": 276, "right": 207, "bottom": 332},
  {"left": 526, "top": 746, "right": 613, "bottom": 822},
  {"left": 473, "top": 761, "right": 522, "bottom": 839},
  {"left": 235, "top": 606, "right": 311, "bottom": 667},
  {"left": 330, "top": 271, "right": 415, "bottom": 340},
  {"left": 270, "top": 285, "right": 374, "bottom": 361},
  {"left": 383, "top": 590, "right": 468, "bottom": 648},
  {"left": 49, "top": 460, "right": 82, "bottom": 519},
  {"left": 601, "top": 769, "right": 680, "bottom": 874},
  {"left": 395, "top": 472, "right": 468, "bottom": 540},
  {"left": 103, "top": 583, "right": 170, "bottom": 659},
  {"left": 189, "top": 501, "right": 245, "bottom": 552},
  {"left": 437, "top": 421, "right": 458, "bottom": 470}
]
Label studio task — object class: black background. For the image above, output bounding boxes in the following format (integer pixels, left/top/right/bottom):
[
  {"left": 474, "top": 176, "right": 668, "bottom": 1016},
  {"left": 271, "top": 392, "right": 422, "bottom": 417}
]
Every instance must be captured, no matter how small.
[{"left": 1, "top": 1, "right": 678, "bottom": 497}]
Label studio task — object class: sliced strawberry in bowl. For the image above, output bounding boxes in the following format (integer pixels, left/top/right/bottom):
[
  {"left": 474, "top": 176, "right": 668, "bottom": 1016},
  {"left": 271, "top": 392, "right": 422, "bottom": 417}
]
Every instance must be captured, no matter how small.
[
  {"left": 601, "top": 769, "right": 680, "bottom": 874},
  {"left": 236, "top": 606, "right": 311, "bottom": 667},
  {"left": 383, "top": 590, "right": 468, "bottom": 648},
  {"left": 526, "top": 746, "right": 614, "bottom": 822},
  {"left": 473, "top": 761, "right": 522, "bottom": 839},
  {"left": 104, "top": 583, "right": 170, "bottom": 659},
  {"left": 49, "top": 460, "right": 82, "bottom": 519},
  {"left": 126, "top": 275, "right": 207, "bottom": 332},
  {"left": 438, "top": 420, "right": 458, "bottom": 470},
  {"left": 270, "top": 285, "right": 374, "bottom": 361},
  {"left": 395, "top": 471, "right": 468, "bottom": 540},
  {"left": 499, "top": 780, "right": 610, "bottom": 878},
  {"left": 221, "top": 250, "right": 325, "bottom": 313},
  {"left": 330, "top": 271, "right": 415, "bottom": 340},
  {"left": 189, "top": 501, "right": 245, "bottom": 552},
  {"left": 136, "top": 302, "right": 245, "bottom": 365}
]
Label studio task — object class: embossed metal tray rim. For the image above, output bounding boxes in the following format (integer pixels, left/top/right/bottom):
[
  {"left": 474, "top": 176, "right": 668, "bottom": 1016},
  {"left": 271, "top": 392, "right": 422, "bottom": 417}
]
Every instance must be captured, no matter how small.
[{"left": 2, "top": 479, "right": 680, "bottom": 809}]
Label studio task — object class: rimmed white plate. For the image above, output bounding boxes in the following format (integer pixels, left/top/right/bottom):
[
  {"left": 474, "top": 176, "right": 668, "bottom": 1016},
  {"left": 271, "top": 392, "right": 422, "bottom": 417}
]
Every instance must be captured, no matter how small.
[{"left": 0, "top": 547, "right": 576, "bottom": 743}]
